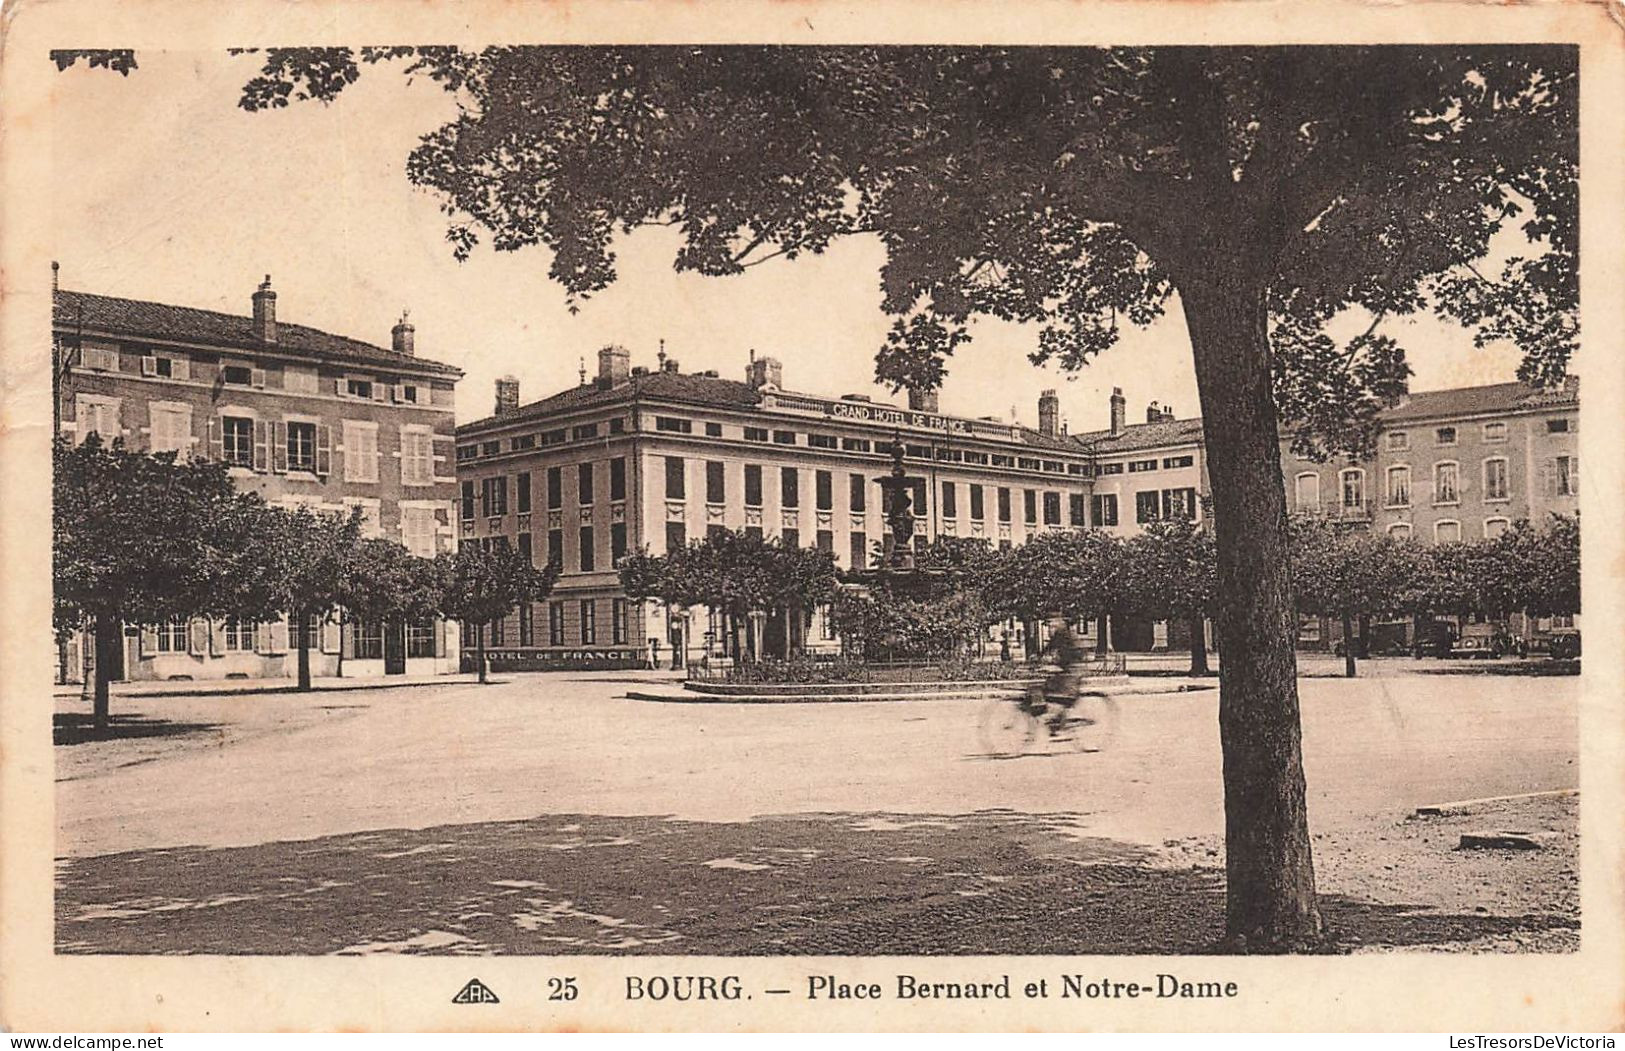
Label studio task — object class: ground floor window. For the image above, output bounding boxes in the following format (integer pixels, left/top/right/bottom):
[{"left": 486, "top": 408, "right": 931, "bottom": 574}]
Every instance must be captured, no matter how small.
[
  {"left": 354, "top": 620, "right": 384, "bottom": 660},
  {"left": 549, "top": 602, "right": 565, "bottom": 646},
  {"left": 519, "top": 603, "right": 535, "bottom": 647},
  {"left": 612, "top": 598, "right": 628, "bottom": 644},
  {"left": 223, "top": 617, "right": 258, "bottom": 652},
  {"left": 406, "top": 620, "right": 436, "bottom": 659},
  {"left": 156, "top": 617, "right": 187, "bottom": 653},
  {"left": 581, "top": 600, "right": 597, "bottom": 645},
  {"left": 490, "top": 615, "right": 505, "bottom": 646}
]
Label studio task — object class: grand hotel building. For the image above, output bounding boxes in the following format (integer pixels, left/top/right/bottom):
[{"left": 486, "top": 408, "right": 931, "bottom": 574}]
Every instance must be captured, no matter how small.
[
  {"left": 457, "top": 343, "right": 1579, "bottom": 668},
  {"left": 454, "top": 348, "right": 1102, "bottom": 668}
]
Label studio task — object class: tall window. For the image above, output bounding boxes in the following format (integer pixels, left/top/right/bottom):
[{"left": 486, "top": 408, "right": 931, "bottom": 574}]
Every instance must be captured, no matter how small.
[
  {"left": 1434, "top": 462, "right": 1460, "bottom": 504},
  {"left": 707, "top": 461, "right": 726, "bottom": 504},
  {"left": 782, "top": 528, "right": 800, "bottom": 548},
  {"left": 1340, "top": 468, "right": 1365, "bottom": 511},
  {"left": 612, "top": 598, "right": 629, "bottom": 644},
  {"left": 997, "top": 488, "right": 1011, "bottom": 523},
  {"left": 850, "top": 532, "right": 868, "bottom": 569},
  {"left": 745, "top": 465, "right": 763, "bottom": 507},
  {"left": 1135, "top": 491, "right": 1161, "bottom": 524},
  {"left": 1069, "top": 494, "right": 1087, "bottom": 526},
  {"left": 223, "top": 416, "right": 254, "bottom": 467},
  {"left": 149, "top": 404, "right": 192, "bottom": 455},
  {"left": 1294, "top": 472, "right": 1320, "bottom": 510},
  {"left": 849, "top": 474, "right": 866, "bottom": 513},
  {"left": 666, "top": 521, "right": 686, "bottom": 551},
  {"left": 1161, "top": 487, "right": 1196, "bottom": 521},
  {"left": 1386, "top": 466, "right": 1411, "bottom": 507},
  {"left": 816, "top": 530, "right": 833, "bottom": 554},
  {"left": 941, "top": 482, "right": 958, "bottom": 519},
  {"left": 354, "top": 620, "right": 384, "bottom": 660},
  {"left": 579, "top": 526, "right": 595, "bottom": 572},
  {"left": 1483, "top": 458, "right": 1509, "bottom": 501},
  {"left": 816, "top": 471, "right": 833, "bottom": 511},
  {"left": 1023, "top": 490, "right": 1037, "bottom": 524},
  {"left": 970, "top": 485, "right": 984, "bottom": 521},
  {"left": 781, "top": 467, "right": 799, "bottom": 508},
  {"left": 665, "top": 456, "right": 686, "bottom": 499},
  {"left": 610, "top": 457, "right": 627, "bottom": 501},
  {"left": 482, "top": 475, "right": 509, "bottom": 517},
  {"left": 547, "top": 528, "right": 563, "bottom": 569},
  {"left": 611, "top": 522, "right": 628, "bottom": 562},
  {"left": 580, "top": 600, "right": 597, "bottom": 645},
  {"left": 400, "top": 429, "right": 434, "bottom": 485},
  {"left": 518, "top": 532, "right": 533, "bottom": 566},
  {"left": 286, "top": 422, "right": 317, "bottom": 472},
  {"left": 516, "top": 472, "right": 532, "bottom": 513},
  {"left": 461, "top": 479, "right": 476, "bottom": 521},
  {"left": 547, "top": 467, "right": 563, "bottom": 509},
  {"left": 1042, "top": 491, "right": 1061, "bottom": 525},
  {"left": 402, "top": 507, "right": 437, "bottom": 557},
  {"left": 223, "top": 617, "right": 258, "bottom": 652},
  {"left": 578, "top": 462, "right": 595, "bottom": 505},
  {"left": 1550, "top": 455, "right": 1578, "bottom": 496},
  {"left": 343, "top": 421, "right": 379, "bottom": 482},
  {"left": 1092, "top": 494, "right": 1119, "bottom": 527},
  {"left": 549, "top": 602, "right": 565, "bottom": 645}
]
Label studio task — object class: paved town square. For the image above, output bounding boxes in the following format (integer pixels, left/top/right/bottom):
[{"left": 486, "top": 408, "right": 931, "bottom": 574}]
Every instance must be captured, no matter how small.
[{"left": 55, "top": 665, "right": 1577, "bottom": 955}]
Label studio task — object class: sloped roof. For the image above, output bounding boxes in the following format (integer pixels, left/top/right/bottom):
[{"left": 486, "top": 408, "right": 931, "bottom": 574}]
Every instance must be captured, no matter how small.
[
  {"left": 1379, "top": 378, "right": 1578, "bottom": 423},
  {"left": 54, "top": 288, "right": 462, "bottom": 377},
  {"left": 460, "top": 370, "right": 763, "bottom": 430},
  {"left": 1070, "top": 416, "right": 1207, "bottom": 455}
]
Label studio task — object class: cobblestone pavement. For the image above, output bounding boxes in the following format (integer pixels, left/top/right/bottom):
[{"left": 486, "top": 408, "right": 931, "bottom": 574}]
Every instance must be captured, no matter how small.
[{"left": 54, "top": 670, "right": 1578, "bottom": 954}]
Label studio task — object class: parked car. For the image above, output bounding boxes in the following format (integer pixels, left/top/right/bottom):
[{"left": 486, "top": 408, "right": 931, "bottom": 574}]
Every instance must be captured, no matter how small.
[
  {"left": 1547, "top": 628, "right": 1582, "bottom": 660},
  {"left": 1450, "top": 623, "right": 1512, "bottom": 659},
  {"left": 1412, "top": 622, "right": 1457, "bottom": 659}
]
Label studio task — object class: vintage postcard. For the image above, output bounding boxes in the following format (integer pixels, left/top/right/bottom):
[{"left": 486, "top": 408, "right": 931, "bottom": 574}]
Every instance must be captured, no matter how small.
[{"left": 1, "top": 0, "right": 1622, "bottom": 1034}]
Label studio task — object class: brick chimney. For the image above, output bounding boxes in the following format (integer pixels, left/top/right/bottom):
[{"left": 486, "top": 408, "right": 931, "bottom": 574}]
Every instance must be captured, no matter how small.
[
  {"left": 746, "top": 352, "right": 783, "bottom": 390},
  {"left": 908, "top": 387, "right": 939, "bottom": 414},
  {"left": 1038, "top": 389, "right": 1060, "bottom": 437},
  {"left": 391, "top": 311, "right": 415, "bottom": 357},
  {"left": 1146, "top": 400, "right": 1162, "bottom": 424},
  {"left": 251, "top": 275, "right": 277, "bottom": 343},
  {"left": 597, "top": 344, "right": 630, "bottom": 388},
  {"left": 1109, "top": 387, "right": 1126, "bottom": 437},
  {"left": 494, "top": 376, "right": 520, "bottom": 416}
]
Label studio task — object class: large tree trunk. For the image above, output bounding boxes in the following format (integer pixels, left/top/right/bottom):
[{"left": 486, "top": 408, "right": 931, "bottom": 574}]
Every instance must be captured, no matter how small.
[
  {"left": 1189, "top": 614, "right": 1211, "bottom": 675},
  {"left": 296, "top": 608, "right": 313, "bottom": 692},
  {"left": 92, "top": 612, "right": 119, "bottom": 730},
  {"left": 1341, "top": 609, "right": 1357, "bottom": 678},
  {"left": 1094, "top": 612, "right": 1111, "bottom": 657},
  {"left": 1182, "top": 267, "right": 1323, "bottom": 951},
  {"left": 476, "top": 622, "right": 488, "bottom": 684}
]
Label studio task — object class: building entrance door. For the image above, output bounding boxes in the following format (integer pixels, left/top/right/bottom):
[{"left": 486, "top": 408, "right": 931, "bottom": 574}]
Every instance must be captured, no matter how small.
[{"left": 384, "top": 620, "right": 407, "bottom": 675}]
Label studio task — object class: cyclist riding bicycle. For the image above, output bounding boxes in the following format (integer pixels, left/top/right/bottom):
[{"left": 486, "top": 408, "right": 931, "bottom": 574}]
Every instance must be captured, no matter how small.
[{"left": 1034, "top": 616, "right": 1088, "bottom": 734}]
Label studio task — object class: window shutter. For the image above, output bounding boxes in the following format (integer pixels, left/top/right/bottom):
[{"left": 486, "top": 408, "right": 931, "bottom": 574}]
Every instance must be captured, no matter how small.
[
  {"left": 320, "top": 616, "right": 341, "bottom": 654},
  {"left": 188, "top": 618, "right": 209, "bottom": 656},
  {"left": 341, "top": 620, "right": 355, "bottom": 660},
  {"left": 207, "top": 416, "right": 223, "bottom": 462},
  {"left": 270, "top": 421, "right": 288, "bottom": 473},
  {"left": 251, "top": 367, "right": 267, "bottom": 388},
  {"left": 435, "top": 619, "right": 447, "bottom": 659},
  {"left": 208, "top": 621, "right": 225, "bottom": 657},
  {"left": 1571, "top": 456, "right": 1579, "bottom": 491},
  {"left": 335, "top": 377, "right": 347, "bottom": 396},
  {"left": 141, "top": 356, "right": 158, "bottom": 376},
  {"left": 266, "top": 618, "right": 289, "bottom": 655},
  {"left": 138, "top": 625, "right": 158, "bottom": 657},
  {"left": 1540, "top": 460, "right": 1555, "bottom": 497},
  {"left": 394, "top": 383, "right": 409, "bottom": 404},
  {"left": 316, "top": 424, "right": 333, "bottom": 477},
  {"left": 172, "top": 358, "right": 191, "bottom": 382},
  {"left": 371, "top": 383, "right": 387, "bottom": 402}
]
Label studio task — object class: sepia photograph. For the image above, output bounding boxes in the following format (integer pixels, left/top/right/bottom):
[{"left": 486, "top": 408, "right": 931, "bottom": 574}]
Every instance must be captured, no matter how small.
[{"left": 3, "top": 0, "right": 1622, "bottom": 1034}]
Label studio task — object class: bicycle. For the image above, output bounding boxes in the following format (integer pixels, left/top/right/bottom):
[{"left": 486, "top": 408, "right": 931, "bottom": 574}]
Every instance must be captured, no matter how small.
[{"left": 977, "top": 682, "right": 1119, "bottom": 757}]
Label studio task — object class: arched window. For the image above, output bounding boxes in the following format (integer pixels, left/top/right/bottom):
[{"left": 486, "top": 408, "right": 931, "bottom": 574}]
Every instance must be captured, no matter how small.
[
  {"left": 1483, "top": 517, "right": 1511, "bottom": 539},
  {"left": 1434, "top": 461, "right": 1460, "bottom": 505},
  {"left": 1434, "top": 519, "right": 1462, "bottom": 543},
  {"left": 1340, "top": 468, "right": 1366, "bottom": 513},
  {"left": 1387, "top": 522, "right": 1413, "bottom": 540},
  {"left": 1385, "top": 465, "right": 1411, "bottom": 508},
  {"left": 1482, "top": 457, "right": 1510, "bottom": 501}
]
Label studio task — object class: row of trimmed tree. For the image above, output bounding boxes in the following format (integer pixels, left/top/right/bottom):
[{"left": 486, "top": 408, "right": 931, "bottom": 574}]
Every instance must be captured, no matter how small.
[
  {"left": 54, "top": 437, "right": 556, "bottom": 728},
  {"left": 615, "top": 515, "right": 1579, "bottom": 677}
]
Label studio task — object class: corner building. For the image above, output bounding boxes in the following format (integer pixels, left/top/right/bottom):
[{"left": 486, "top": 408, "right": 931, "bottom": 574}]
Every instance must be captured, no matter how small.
[
  {"left": 55, "top": 278, "right": 464, "bottom": 682},
  {"left": 454, "top": 348, "right": 1096, "bottom": 669}
]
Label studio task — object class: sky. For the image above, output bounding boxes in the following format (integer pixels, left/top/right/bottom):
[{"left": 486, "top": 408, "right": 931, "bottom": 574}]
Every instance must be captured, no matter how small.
[{"left": 50, "top": 50, "right": 1532, "bottom": 434}]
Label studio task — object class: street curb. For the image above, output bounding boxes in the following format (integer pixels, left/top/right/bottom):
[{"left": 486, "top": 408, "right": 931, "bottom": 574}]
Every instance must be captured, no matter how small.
[
  {"left": 52, "top": 676, "right": 506, "bottom": 701},
  {"left": 1412, "top": 788, "right": 1578, "bottom": 818}
]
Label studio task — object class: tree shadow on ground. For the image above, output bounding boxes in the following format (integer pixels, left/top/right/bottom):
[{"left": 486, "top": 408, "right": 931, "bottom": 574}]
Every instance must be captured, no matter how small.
[
  {"left": 53, "top": 712, "right": 223, "bottom": 747},
  {"left": 1411, "top": 661, "right": 1579, "bottom": 677},
  {"left": 54, "top": 810, "right": 1574, "bottom": 956}
]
